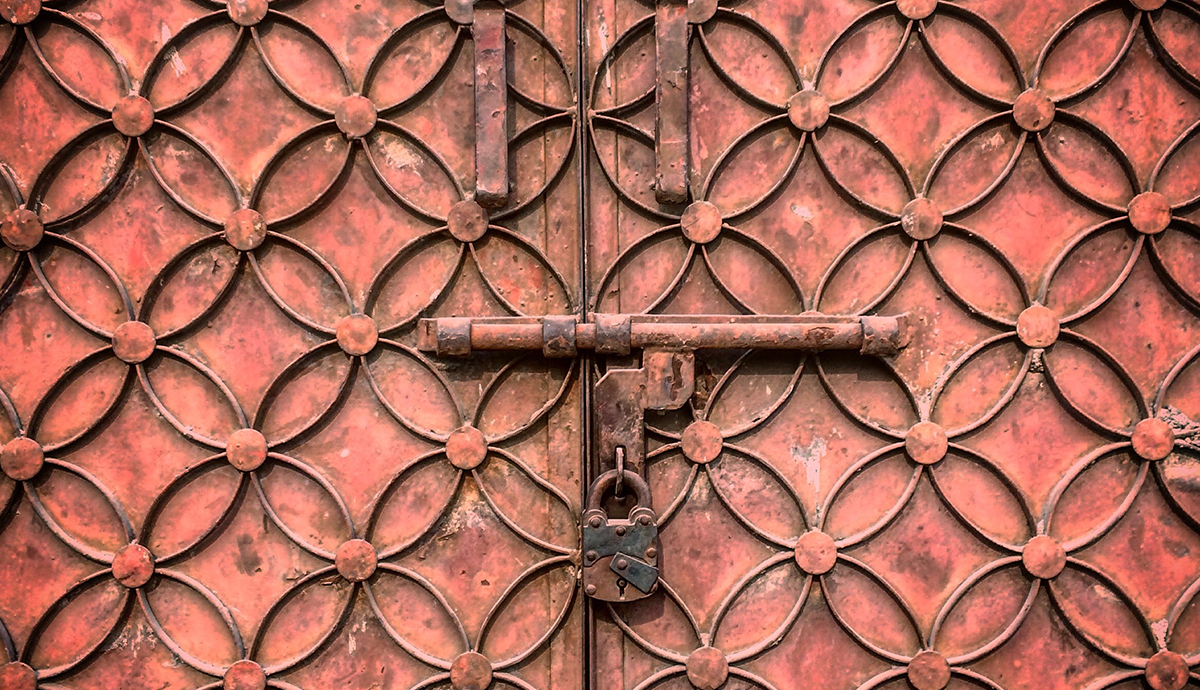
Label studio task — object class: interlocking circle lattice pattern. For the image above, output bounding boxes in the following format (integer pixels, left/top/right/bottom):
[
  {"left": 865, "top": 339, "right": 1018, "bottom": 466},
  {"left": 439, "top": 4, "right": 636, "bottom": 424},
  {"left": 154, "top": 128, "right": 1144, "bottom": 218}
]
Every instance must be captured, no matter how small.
[{"left": 0, "top": 1, "right": 1199, "bottom": 690}]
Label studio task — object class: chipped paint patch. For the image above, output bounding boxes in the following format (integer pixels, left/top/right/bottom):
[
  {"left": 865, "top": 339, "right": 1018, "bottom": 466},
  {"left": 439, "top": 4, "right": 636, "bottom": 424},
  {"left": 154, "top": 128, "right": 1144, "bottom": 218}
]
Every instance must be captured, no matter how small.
[{"left": 792, "top": 436, "right": 827, "bottom": 493}]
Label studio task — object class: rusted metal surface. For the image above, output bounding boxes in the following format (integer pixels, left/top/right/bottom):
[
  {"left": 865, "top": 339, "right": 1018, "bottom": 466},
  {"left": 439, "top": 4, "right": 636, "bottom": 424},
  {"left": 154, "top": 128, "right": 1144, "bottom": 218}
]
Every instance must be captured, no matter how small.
[
  {"left": 0, "top": 1, "right": 581, "bottom": 690},
  {"left": 0, "top": 1, "right": 1199, "bottom": 690},
  {"left": 586, "top": 2, "right": 1200, "bottom": 690}
]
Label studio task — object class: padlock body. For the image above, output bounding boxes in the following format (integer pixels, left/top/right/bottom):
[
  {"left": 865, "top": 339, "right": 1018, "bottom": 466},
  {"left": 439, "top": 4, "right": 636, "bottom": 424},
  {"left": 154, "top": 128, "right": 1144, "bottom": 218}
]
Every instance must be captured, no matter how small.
[{"left": 582, "top": 509, "right": 659, "bottom": 602}]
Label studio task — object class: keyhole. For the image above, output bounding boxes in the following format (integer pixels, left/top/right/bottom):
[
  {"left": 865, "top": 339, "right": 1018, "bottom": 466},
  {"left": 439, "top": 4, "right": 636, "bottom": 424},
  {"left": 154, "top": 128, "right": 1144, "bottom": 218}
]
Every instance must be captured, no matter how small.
[{"left": 617, "top": 578, "right": 628, "bottom": 600}]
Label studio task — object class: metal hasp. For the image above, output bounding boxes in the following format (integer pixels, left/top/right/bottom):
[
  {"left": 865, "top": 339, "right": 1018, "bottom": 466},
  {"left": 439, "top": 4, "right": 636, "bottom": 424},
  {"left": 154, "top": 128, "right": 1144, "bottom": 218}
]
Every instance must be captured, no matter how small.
[{"left": 446, "top": 0, "right": 509, "bottom": 208}]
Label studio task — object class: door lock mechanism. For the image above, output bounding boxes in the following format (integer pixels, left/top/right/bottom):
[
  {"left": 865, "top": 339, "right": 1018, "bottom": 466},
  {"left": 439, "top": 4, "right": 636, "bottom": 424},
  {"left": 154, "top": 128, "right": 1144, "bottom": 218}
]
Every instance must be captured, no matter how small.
[
  {"left": 418, "top": 312, "right": 909, "bottom": 599},
  {"left": 582, "top": 469, "right": 659, "bottom": 602}
]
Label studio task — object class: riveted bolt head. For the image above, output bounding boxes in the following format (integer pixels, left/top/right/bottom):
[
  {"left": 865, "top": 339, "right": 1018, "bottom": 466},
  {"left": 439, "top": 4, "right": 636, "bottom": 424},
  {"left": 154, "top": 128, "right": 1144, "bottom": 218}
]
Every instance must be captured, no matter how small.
[
  {"left": 335, "top": 538, "right": 377, "bottom": 582},
  {"left": 0, "top": 0, "right": 41, "bottom": 25},
  {"left": 224, "top": 209, "right": 267, "bottom": 251},
  {"left": 448, "top": 200, "right": 489, "bottom": 243},
  {"left": 227, "top": 428, "right": 268, "bottom": 472},
  {"left": 686, "top": 647, "right": 728, "bottom": 690},
  {"left": 1022, "top": 535, "right": 1066, "bottom": 579},
  {"left": 907, "top": 651, "right": 951, "bottom": 690},
  {"left": 1132, "top": 418, "right": 1174, "bottom": 462},
  {"left": 113, "top": 321, "right": 157, "bottom": 364},
  {"left": 336, "top": 314, "right": 378, "bottom": 356},
  {"left": 1129, "top": 192, "right": 1171, "bottom": 235},
  {"left": 335, "top": 95, "right": 377, "bottom": 139},
  {"left": 1017, "top": 305, "right": 1060, "bottom": 348},
  {"left": 224, "top": 659, "right": 267, "bottom": 690},
  {"left": 682, "top": 421, "right": 723, "bottom": 464},
  {"left": 113, "top": 543, "right": 155, "bottom": 588},
  {"left": 0, "top": 662, "right": 37, "bottom": 690},
  {"left": 1, "top": 437, "right": 44, "bottom": 481},
  {"left": 1145, "top": 650, "right": 1189, "bottom": 690},
  {"left": 680, "top": 202, "right": 723, "bottom": 245},
  {"left": 905, "top": 421, "right": 948, "bottom": 465},
  {"left": 1, "top": 207, "right": 43, "bottom": 251},
  {"left": 901, "top": 198, "right": 943, "bottom": 240},
  {"left": 446, "top": 426, "right": 488, "bottom": 470},
  {"left": 794, "top": 531, "right": 837, "bottom": 575},
  {"left": 112, "top": 95, "right": 155, "bottom": 137},
  {"left": 788, "top": 89, "right": 830, "bottom": 132},
  {"left": 227, "top": 0, "right": 268, "bottom": 26},
  {"left": 1013, "top": 89, "right": 1055, "bottom": 132},
  {"left": 897, "top": 0, "right": 937, "bottom": 20},
  {"left": 450, "top": 652, "right": 492, "bottom": 690}
]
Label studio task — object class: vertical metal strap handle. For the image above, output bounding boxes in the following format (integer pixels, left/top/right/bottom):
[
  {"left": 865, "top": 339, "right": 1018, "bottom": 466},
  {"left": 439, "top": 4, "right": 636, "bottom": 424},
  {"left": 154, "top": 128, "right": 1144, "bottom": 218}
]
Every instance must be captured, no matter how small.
[
  {"left": 655, "top": 0, "right": 689, "bottom": 205},
  {"left": 472, "top": 2, "right": 510, "bottom": 208}
]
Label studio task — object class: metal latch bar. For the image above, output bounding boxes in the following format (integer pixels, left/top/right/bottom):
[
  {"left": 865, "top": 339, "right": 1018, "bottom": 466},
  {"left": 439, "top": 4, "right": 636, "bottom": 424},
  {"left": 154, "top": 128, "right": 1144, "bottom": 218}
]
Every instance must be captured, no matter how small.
[{"left": 417, "top": 313, "right": 910, "bottom": 358}]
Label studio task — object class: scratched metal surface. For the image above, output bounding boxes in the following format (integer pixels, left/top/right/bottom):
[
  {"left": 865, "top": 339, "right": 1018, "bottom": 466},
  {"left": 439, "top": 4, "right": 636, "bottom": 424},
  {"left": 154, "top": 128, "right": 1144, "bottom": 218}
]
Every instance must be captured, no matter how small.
[{"left": 0, "top": 1, "right": 1199, "bottom": 690}]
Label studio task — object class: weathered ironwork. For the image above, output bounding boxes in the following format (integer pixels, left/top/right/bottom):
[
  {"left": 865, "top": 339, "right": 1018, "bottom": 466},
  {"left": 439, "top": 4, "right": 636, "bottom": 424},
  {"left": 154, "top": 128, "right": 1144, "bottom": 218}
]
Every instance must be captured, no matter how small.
[
  {"left": 0, "top": 1, "right": 1199, "bottom": 690},
  {"left": 586, "top": 1, "right": 1200, "bottom": 689}
]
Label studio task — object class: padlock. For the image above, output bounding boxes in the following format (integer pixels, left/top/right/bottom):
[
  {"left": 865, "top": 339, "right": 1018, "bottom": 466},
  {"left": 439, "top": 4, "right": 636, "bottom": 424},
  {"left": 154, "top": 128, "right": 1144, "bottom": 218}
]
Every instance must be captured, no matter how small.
[{"left": 581, "top": 469, "right": 659, "bottom": 602}]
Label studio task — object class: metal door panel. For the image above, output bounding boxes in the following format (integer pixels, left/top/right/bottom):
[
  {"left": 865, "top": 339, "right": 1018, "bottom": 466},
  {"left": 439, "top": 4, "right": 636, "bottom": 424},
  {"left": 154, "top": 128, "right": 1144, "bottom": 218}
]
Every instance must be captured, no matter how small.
[
  {"left": 1, "top": 1, "right": 1199, "bottom": 690},
  {"left": 0, "top": 1, "right": 582, "bottom": 689},
  {"left": 583, "top": 2, "right": 1200, "bottom": 690}
]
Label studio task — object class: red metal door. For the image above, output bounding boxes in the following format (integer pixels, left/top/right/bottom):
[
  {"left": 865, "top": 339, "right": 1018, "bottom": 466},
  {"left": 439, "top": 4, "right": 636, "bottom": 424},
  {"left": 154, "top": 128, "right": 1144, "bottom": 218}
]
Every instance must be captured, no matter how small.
[
  {"left": 1, "top": 2, "right": 1199, "bottom": 690},
  {"left": 584, "top": 2, "right": 1200, "bottom": 690},
  {"left": 0, "top": 0, "right": 583, "bottom": 688}
]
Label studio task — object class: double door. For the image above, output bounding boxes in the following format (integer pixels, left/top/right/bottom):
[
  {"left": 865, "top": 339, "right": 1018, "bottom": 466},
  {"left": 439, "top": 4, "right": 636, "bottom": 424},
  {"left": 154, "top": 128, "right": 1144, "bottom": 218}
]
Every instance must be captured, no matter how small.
[{"left": 1, "top": 1, "right": 1199, "bottom": 690}]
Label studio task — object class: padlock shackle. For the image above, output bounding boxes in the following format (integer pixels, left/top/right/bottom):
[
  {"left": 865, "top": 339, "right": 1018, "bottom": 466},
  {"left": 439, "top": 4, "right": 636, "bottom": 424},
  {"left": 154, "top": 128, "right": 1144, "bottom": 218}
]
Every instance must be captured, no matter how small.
[{"left": 587, "top": 469, "right": 651, "bottom": 512}]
